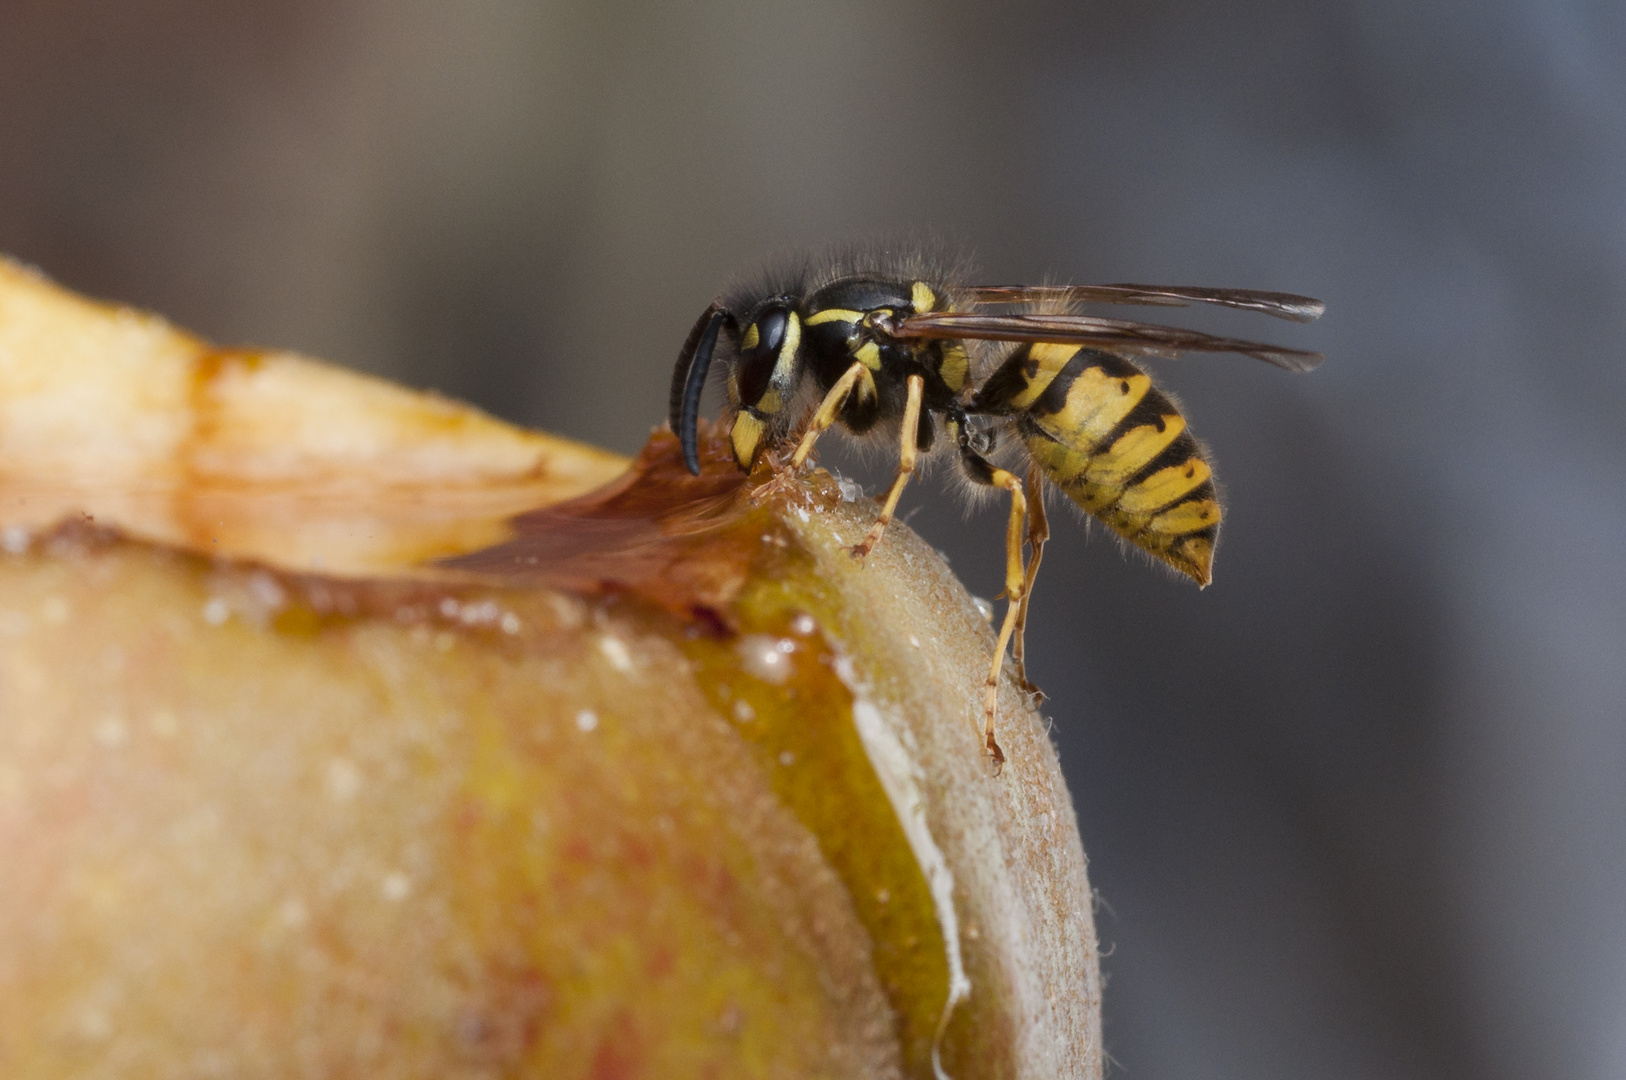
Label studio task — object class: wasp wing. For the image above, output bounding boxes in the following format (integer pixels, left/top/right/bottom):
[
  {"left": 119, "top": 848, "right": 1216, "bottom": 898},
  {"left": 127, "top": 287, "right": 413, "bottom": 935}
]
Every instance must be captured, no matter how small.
[
  {"left": 887, "top": 311, "right": 1324, "bottom": 372},
  {"left": 963, "top": 284, "right": 1325, "bottom": 323}
]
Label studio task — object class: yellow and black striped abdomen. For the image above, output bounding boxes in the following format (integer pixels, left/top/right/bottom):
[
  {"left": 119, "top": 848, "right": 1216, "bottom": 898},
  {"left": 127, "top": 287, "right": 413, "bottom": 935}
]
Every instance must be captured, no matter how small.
[{"left": 985, "top": 344, "right": 1220, "bottom": 584}]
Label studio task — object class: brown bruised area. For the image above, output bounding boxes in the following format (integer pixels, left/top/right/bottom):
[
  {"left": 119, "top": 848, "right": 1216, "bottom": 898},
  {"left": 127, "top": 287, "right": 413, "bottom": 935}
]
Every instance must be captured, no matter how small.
[
  {"left": 0, "top": 263, "right": 1101, "bottom": 1079},
  {"left": 443, "top": 427, "right": 756, "bottom": 614}
]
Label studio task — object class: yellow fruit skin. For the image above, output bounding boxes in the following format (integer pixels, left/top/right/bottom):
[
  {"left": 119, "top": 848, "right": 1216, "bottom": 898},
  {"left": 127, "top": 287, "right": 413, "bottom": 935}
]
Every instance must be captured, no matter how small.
[{"left": 0, "top": 527, "right": 899, "bottom": 1078}]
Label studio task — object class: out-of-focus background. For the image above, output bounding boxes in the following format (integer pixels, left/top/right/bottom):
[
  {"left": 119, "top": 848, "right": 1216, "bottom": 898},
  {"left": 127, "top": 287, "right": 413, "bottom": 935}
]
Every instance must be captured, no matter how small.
[{"left": 3, "top": 2, "right": 1621, "bottom": 1077}]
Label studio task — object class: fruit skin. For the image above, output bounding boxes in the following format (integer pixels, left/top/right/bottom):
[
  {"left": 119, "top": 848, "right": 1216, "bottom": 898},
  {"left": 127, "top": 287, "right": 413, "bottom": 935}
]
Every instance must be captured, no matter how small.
[
  {"left": 0, "top": 522, "right": 902, "bottom": 1078},
  {"left": 0, "top": 262, "right": 1101, "bottom": 1079}
]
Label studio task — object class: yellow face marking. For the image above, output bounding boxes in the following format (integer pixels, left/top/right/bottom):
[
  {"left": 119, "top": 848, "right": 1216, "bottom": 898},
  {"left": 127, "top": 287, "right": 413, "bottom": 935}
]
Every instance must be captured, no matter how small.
[
  {"left": 1007, "top": 342, "right": 1083, "bottom": 410},
  {"left": 756, "top": 389, "right": 782, "bottom": 414},
  {"left": 778, "top": 311, "right": 801, "bottom": 364},
  {"left": 939, "top": 342, "right": 970, "bottom": 392},
  {"left": 1147, "top": 497, "right": 1221, "bottom": 536},
  {"left": 805, "top": 308, "right": 863, "bottom": 326},
  {"left": 910, "top": 281, "right": 936, "bottom": 312},
  {"left": 855, "top": 341, "right": 882, "bottom": 371},
  {"left": 1083, "top": 414, "right": 1188, "bottom": 487},
  {"left": 730, "top": 411, "right": 766, "bottom": 468},
  {"left": 741, "top": 323, "right": 760, "bottom": 350},
  {"left": 1115, "top": 456, "right": 1212, "bottom": 515}
]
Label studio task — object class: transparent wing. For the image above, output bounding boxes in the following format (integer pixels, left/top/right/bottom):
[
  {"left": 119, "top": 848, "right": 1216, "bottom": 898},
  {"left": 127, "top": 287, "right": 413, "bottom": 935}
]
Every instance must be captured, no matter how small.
[
  {"left": 962, "top": 284, "right": 1325, "bottom": 323},
  {"left": 886, "top": 311, "right": 1324, "bottom": 372}
]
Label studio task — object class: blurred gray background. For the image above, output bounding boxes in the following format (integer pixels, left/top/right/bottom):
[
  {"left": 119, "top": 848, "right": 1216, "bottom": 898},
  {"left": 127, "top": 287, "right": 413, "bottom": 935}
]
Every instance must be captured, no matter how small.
[{"left": 3, "top": 1, "right": 1622, "bottom": 1077}]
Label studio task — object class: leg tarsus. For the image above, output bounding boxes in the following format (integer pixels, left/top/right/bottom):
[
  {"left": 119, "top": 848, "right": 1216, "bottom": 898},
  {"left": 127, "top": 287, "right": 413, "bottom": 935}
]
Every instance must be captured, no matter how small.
[{"left": 982, "top": 681, "right": 1008, "bottom": 773}]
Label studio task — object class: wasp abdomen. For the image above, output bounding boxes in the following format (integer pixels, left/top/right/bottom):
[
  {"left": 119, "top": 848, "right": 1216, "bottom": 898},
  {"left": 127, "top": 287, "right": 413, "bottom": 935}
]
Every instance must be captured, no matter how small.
[{"left": 982, "top": 343, "right": 1220, "bottom": 585}]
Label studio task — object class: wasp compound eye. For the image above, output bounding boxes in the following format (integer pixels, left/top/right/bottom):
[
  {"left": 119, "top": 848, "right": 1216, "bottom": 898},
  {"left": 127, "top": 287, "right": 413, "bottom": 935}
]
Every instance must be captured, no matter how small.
[
  {"left": 754, "top": 306, "right": 790, "bottom": 355},
  {"left": 736, "top": 305, "right": 790, "bottom": 406}
]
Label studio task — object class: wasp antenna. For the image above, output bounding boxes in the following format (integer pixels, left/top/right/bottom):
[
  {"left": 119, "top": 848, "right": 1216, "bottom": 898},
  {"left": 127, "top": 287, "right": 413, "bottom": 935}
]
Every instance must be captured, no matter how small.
[{"left": 669, "top": 303, "right": 731, "bottom": 475}]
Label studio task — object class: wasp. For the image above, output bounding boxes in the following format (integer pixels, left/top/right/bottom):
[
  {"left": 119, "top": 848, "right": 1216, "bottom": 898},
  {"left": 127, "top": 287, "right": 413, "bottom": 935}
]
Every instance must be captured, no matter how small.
[{"left": 669, "top": 250, "right": 1323, "bottom": 767}]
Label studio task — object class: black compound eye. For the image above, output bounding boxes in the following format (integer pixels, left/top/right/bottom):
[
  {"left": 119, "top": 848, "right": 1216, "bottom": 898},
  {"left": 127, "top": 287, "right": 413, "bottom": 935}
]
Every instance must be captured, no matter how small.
[
  {"left": 736, "top": 305, "right": 790, "bottom": 406},
  {"left": 754, "top": 306, "right": 789, "bottom": 356}
]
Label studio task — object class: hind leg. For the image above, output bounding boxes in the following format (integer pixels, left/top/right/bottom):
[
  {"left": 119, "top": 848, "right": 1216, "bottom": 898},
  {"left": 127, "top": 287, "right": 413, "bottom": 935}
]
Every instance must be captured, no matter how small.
[
  {"left": 951, "top": 415, "right": 1027, "bottom": 771},
  {"left": 1011, "top": 463, "right": 1048, "bottom": 699}
]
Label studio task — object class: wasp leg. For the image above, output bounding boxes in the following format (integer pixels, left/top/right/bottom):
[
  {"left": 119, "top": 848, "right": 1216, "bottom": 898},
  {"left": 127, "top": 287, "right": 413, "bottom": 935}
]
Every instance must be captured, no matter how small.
[
  {"left": 1011, "top": 463, "right": 1049, "bottom": 700},
  {"left": 948, "top": 416, "right": 1026, "bottom": 770},
  {"left": 851, "top": 374, "right": 925, "bottom": 560},
  {"left": 789, "top": 362, "right": 867, "bottom": 471},
  {"left": 980, "top": 467, "right": 1028, "bottom": 772},
  {"left": 753, "top": 362, "right": 867, "bottom": 505}
]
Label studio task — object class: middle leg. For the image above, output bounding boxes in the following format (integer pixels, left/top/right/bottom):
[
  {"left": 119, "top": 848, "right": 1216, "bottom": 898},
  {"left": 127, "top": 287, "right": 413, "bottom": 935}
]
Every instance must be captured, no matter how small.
[{"left": 851, "top": 374, "right": 926, "bottom": 559}]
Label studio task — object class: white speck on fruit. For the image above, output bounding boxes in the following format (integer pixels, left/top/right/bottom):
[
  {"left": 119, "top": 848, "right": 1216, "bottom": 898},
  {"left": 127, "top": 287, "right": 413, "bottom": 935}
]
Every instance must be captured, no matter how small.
[
  {"left": 599, "top": 635, "right": 635, "bottom": 672},
  {"left": 737, "top": 635, "right": 794, "bottom": 684},
  {"left": 381, "top": 872, "right": 411, "bottom": 902}
]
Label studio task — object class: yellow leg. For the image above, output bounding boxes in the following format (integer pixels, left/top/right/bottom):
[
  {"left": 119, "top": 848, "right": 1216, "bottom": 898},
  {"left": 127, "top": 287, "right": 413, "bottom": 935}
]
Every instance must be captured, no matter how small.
[
  {"left": 789, "top": 362, "right": 866, "bottom": 470},
  {"left": 1011, "top": 464, "right": 1049, "bottom": 698},
  {"left": 851, "top": 374, "right": 925, "bottom": 559},
  {"left": 981, "top": 467, "right": 1028, "bottom": 771}
]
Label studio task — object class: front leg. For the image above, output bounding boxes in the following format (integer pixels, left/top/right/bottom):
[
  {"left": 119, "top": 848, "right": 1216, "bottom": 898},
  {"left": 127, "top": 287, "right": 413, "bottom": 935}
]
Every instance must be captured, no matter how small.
[
  {"left": 789, "top": 362, "right": 868, "bottom": 471},
  {"left": 750, "top": 361, "right": 868, "bottom": 504}
]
